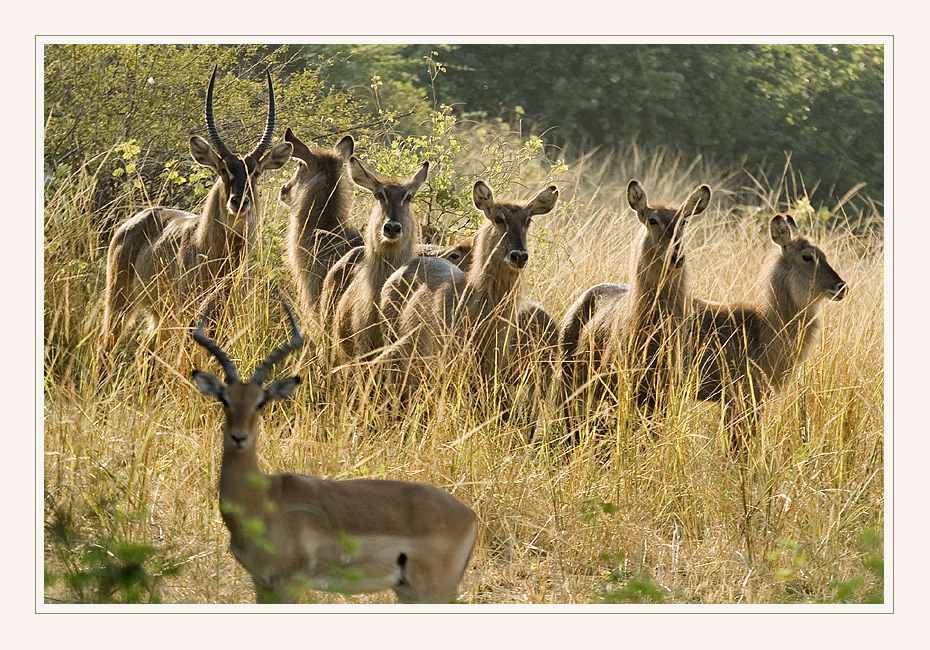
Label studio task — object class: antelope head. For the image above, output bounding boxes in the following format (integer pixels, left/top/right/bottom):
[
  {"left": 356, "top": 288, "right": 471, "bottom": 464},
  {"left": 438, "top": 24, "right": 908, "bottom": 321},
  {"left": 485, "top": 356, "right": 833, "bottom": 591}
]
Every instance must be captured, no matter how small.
[
  {"left": 769, "top": 214, "right": 848, "bottom": 307},
  {"left": 278, "top": 129, "right": 354, "bottom": 207},
  {"left": 440, "top": 236, "right": 474, "bottom": 270},
  {"left": 472, "top": 181, "right": 559, "bottom": 272},
  {"left": 189, "top": 66, "right": 293, "bottom": 224},
  {"left": 191, "top": 303, "right": 304, "bottom": 453},
  {"left": 627, "top": 179, "right": 711, "bottom": 271},
  {"left": 350, "top": 157, "right": 429, "bottom": 247}
]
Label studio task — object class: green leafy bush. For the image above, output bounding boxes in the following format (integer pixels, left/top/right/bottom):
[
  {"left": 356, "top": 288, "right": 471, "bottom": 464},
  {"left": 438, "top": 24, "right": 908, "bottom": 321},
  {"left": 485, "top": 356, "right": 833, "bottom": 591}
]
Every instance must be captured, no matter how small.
[{"left": 45, "top": 490, "right": 182, "bottom": 604}]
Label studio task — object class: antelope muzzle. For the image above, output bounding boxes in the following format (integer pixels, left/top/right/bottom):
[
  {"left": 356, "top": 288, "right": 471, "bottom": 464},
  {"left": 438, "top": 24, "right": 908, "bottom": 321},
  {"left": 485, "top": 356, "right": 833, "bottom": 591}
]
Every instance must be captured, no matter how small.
[
  {"left": 382, "top": 220, "right": 404, "bottom": 241},
  {"left": 506, "top": 249, "right": 529, "bottom": 269},
  {"left": 829, "top": 280, "right": 848, "bottom": 301}
]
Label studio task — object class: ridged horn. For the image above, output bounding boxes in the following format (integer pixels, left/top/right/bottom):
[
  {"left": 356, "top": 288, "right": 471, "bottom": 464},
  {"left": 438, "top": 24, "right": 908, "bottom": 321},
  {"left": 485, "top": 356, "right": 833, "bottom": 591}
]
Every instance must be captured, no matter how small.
[
  {"left": 204, "top": 65, "right": 234, "bottom": 160},
  {"left": 247, "top": 69, "right": 276, "bottom": 162},
  {"left": 192, "top": 304, "right": 239, "bottom": 384},
  {"left": 251, "top": 301, "right": 304, "bottom": 385}
]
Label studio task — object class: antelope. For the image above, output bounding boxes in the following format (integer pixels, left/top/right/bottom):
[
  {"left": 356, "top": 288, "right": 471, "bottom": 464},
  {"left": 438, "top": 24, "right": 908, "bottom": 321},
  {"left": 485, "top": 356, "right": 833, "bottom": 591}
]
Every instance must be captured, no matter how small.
[
  {"left": 686, "top": 214, "right": 847, "bottom": 453},
  {"left": 279, "top": 128, "right": 361, "bottom": 324},
  {"left": 558, "top": 180, "right": 711, "bottom": 423},
  {"left": 380, "top": 181, "right": 559, "bottom": 419},
  {"left": 438, "top": 233, "right": 559, "bottom": 435},
  {"left": 191, "top": 303, "right": 478, "bottom": 604},
  {"left": 321, "top": 157, "right": 429, "bottom": 364},
  {"left": 438, "top": 236, "right": 474, "bottom": 269},
  {"left": 100, "top": 67, "right": 292, "bottom": 354}
]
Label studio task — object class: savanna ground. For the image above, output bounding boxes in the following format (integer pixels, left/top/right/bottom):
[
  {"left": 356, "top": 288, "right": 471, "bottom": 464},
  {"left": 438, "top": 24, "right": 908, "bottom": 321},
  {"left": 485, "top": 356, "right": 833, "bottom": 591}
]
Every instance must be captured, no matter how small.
[{"left": 42, "top": 124, "right": 884, "bottom": 606}]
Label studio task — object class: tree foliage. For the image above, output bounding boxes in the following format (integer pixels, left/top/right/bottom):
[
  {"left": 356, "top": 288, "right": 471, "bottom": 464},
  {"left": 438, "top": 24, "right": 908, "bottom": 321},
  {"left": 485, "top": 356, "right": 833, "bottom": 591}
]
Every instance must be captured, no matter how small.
[
  {"left": 43, "top": 43, "right": 884, "bottom": 225},
  {"left": 415, "top": 43, "right": 884, "bottom": 203}
]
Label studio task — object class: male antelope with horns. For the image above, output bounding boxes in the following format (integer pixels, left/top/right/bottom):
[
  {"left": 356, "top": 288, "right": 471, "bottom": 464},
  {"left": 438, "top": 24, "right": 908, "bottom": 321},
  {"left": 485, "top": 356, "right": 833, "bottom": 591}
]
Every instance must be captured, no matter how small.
[
  {"left": 100, "top": 66, "right": 292, "bottom": 360},
  {"left": 191, "top": 303, "right": 478, "bottom": 604}
]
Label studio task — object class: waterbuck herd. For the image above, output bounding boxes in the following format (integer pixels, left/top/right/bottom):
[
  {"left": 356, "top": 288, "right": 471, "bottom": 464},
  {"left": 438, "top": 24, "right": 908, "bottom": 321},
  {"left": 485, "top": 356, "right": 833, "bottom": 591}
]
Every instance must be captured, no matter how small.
[{"left": 96, "top": 68, "right": 849, "bottom": 604}]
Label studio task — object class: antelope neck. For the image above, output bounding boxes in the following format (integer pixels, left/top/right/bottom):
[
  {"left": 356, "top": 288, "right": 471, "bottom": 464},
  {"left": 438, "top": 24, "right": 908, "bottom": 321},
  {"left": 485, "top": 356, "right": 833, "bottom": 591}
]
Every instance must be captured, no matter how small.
[
  {"left": 462, "top": 226, "right": 520, "bottom": 315},
  {"left": 197, "top": 178, "right": 252, "bottom": 246},
  {"left": 219, "top": 440, "right": 265, "bottom": 514}
]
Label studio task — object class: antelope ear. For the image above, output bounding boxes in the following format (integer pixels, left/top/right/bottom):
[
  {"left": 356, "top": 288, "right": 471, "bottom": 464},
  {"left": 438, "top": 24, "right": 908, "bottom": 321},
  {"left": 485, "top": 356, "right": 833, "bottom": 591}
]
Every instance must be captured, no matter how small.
[
  {"left": 189, "top": 135, "right": 222, "bottom": 172},
  {"left": 473, "top": 180, "right": 495, "bottom": 215},
  {"left": 529, "top": 185, "right": 559, "bottom": 216},
  {"left": 264, "top": 376, "right": 301, "bottom": 402},
  {"left": 192, "top": 370, "right": 225, "bottom": 400},
  {"left": 408, "top": 161, "right": 430, "bottom": 195},
  {"left": 627, "top": 179, "right": 649, "bottom": 216},
  {"left": 770, "top": 214, "right": 797, "bottom": 247},
  {"left": 679, "top": 185, "right": 712, "bottom": 219},
  {"left": 349, "top": 156, "right": 381, "bottom": 193},
  {"left": 257, "top": 142, "right": 293, "bottom": 172},
  {"left": 284, "top": 127, "right": 314, "bottom": 164},
  {"left": 334, "top": 135, "right": 355, "bottom": 162}
]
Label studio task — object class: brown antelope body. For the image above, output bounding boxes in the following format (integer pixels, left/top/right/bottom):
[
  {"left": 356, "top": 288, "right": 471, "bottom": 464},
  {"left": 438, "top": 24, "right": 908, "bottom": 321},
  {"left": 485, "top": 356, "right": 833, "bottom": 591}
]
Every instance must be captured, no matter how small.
[
  {"left": 438, "top": 234, "right": 559, "bottom": 434},
  {"left": 101, "top": 68, "right": 292, "bottom": 353},
  {"left": 320, "top": 158, "right": 429, "bottom": 364},
  {"left": 381, "top": 181, "right": 559, "bottom": 417},
  {"left": 279, "top": 129, "right": 361, "bottom": 324},
  {"left": 191, "top": 304, "right": 477, "bottom": 604},
  {"left": 559, "top": 180, "right": 711, "bottom": 420},
  {"left": 687, "top": 214, "right": 847, "bottom": 452},
  {"left": 438, "top": 235, "right": 557, "bottom": 354}
]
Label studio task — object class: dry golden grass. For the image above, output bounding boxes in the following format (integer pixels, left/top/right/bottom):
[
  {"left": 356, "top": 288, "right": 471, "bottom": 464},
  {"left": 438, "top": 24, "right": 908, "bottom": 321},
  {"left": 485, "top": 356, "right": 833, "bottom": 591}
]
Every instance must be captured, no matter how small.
[{"left": 42, "top": 139, "right": 883, "bottom": 606}]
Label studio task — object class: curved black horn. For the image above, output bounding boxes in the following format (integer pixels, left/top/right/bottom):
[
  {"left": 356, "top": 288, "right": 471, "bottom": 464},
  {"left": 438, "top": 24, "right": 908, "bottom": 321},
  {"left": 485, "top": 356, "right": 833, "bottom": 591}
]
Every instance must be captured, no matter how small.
[
  {"left": 251, "top": 301, "right": 304, "bottom": 385},
  {"left": 205, "top": 65, "right": 234, "bottom": 160},
  {"left": 192, "top": 304, "right": 239, "bottom": 383},
  {"left": 247, "top": 69, "right": 276, "bottom": 161}
]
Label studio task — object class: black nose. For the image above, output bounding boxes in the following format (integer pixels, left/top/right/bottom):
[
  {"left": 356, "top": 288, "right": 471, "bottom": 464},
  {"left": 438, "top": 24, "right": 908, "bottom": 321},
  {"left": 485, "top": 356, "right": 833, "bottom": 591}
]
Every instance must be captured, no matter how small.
[
  {"left": 831, "top": 282, "right": 848, "bottom": 301},
  {"left": 383, "top": 221, "right": 403, "bottom": 240},
  {"left": 508, "top": 250, "right": 528, "bottom": 268}
]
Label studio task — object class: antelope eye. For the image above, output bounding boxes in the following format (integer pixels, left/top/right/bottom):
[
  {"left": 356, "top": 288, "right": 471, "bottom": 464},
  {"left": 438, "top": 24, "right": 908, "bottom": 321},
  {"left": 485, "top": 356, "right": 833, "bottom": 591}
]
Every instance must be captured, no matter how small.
[
  {"left": 648, "top": 216, "right": 659, "bottom": 227},
  {"left": 802, "top": 252, "right": 814, "bottom": 263},
  {"left": 449, "top": 252, "right": 461, "bottom": 260}
]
